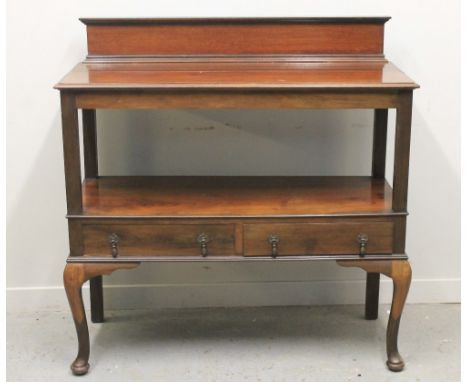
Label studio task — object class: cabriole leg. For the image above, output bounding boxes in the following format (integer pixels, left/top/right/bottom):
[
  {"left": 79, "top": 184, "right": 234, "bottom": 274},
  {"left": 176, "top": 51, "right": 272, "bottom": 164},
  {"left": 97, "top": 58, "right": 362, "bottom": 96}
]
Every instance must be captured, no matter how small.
[
  {"left": 337, "top": 260, "right": 412, "bottom": 371},
  {"left": 63, "top": 262, "right": 139, "bottom": 375},
  {"left": 385, "top": 261, "right": 412, "bottom": 371}
]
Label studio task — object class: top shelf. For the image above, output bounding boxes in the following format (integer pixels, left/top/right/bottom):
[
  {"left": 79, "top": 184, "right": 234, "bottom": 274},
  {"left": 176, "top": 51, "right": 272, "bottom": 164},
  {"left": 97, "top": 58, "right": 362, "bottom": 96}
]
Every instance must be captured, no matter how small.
[
  {"left": 55, "top": 17, "right": 418, "bottom": 91},
  {"left": 56, "top": 61, "right": 417, "bottom": 90}
]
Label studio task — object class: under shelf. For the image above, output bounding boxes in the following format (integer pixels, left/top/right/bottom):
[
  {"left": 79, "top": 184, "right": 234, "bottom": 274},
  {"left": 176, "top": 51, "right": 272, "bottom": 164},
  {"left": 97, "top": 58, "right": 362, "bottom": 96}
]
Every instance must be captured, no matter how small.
[{"left": 80, "top": 176, "right": 393, "bottom": 217}]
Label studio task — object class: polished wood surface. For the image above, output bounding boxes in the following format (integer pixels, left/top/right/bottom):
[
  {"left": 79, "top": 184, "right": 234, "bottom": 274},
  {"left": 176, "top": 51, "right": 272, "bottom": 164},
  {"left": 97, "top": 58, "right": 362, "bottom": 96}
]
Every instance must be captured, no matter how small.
[
  {"left": 74, "top": 90, "right": 402, "bottom": 110},
  {"left": 54, "top": 17, "right": 418, "bottom": 91},
  {"left": 82, "top": 223, "right": 236, "bottom": 257},
  {"left": 63, "top": 262, "right": 139, "bottom": 375},
  {"left": 81, "top": 176, "right": 394, "bottom": 217},
  {"left": 58, "top": 17, "right": 417, "bottom": 374},
  {"left": 337, "top": 260, "right": 412, "bottom": 371},
  {"left": 244, "top": 222, "right": 393, "bottom": 256},
  {"left": 56, "top": 61, "right": 417, "bottom": 90},
  {"left": 392, "top": 91, "right": 413, "bottom": 211},
  {"left": 60, "top": 93, "right": 82, "bottom": 214},
  {"left": 81, "top": 108, "right": 103, "bottom": 322},
  {"left": 82, "top": 17, "right": 387, "bottom": 57}
]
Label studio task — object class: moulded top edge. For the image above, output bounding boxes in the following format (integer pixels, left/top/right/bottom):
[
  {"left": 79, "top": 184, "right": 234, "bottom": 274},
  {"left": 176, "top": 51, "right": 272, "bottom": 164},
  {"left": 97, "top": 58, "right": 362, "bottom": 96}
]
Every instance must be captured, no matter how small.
[{"left": 79, "top": 17, "right": 392, "bottom": 26}]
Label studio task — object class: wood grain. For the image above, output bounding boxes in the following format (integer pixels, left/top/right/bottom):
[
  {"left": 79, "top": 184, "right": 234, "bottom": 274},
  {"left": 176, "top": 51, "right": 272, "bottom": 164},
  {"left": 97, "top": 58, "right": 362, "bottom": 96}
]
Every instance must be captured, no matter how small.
[
  {"left": 84, "top": 21, "right": 385, "bottom": 56},
  {"left": 74, "top": 90, "right": 401, "bottom": 110},
  {"left": 392, "top": 91, "right": 413, "bottom": 211},
  {"left": 244, "top": 222, "right": 393, "bottom": 256},
  {"left": 56, "top": 62, "right": 418, "bottom": 91},
  {"left": 57, "top": 17, "right": 417, "bottom": 374},
  {"left": 81, "top": 176, "right": 394, "bottom": 217},
  {"left": 82, "top": 223, "right": 236, "bottom": 257},
  {"left": 60, "top": 92, "right": 82, "bottom": 214}
]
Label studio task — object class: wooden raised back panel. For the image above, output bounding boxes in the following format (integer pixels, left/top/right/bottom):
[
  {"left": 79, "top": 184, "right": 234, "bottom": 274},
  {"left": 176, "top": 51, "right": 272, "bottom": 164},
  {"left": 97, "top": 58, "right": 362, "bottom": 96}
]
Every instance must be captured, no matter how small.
[
  {"left": 55, "top": 18, "right": 419, "bottom": 91},
  {"left": 82, "top": 18, "right": 388, "bottom": 58}
]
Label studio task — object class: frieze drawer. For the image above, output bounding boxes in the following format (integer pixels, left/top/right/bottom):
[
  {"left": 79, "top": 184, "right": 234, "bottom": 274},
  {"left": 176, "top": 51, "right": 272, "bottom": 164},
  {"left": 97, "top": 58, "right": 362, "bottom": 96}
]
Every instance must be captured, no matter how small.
[
  {"left": 82, "top": 224, "right": 236, "bottom": 257},
  {"left": 243, "top": 222, "right": 394, "bottom": 257}
]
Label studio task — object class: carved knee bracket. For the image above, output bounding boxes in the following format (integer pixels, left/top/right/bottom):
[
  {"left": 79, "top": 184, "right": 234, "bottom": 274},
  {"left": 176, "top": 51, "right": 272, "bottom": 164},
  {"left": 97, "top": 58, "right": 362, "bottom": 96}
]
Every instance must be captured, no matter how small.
[
  {"left": 337, "top": 260, "right": 412, "bottom": 372},
  {"left": 63, "top": 262, "right": 139, "bottom": 375}
]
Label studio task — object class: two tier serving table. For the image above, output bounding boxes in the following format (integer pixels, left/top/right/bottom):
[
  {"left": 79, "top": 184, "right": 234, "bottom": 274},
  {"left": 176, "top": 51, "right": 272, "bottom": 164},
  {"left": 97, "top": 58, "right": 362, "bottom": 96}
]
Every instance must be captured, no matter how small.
[{"left": 55, "top": 17, "right": 418, "bottom": 375}]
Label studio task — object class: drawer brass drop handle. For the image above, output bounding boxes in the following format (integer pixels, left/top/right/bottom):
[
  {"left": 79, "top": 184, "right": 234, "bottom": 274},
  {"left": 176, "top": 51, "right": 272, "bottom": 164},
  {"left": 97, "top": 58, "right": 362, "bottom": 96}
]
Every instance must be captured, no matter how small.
[
  {"left": 269, "top": 235, "right": 280, "bottom": 258},
  {"left": 197, "top": 233, "right": 209, "bottom": 257},
  {"left": 108, "top": 233, "right": 119, "bottom": 258},
  {"left": 357, "top": 233, "right": 368, "bottom": 257}
]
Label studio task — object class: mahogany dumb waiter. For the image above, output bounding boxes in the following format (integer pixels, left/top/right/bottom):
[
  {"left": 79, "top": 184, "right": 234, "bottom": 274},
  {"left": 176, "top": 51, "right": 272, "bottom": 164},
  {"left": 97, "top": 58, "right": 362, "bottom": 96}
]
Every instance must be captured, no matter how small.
[{"left": 55, "top": 17, "right": 418, "bottom": 375}]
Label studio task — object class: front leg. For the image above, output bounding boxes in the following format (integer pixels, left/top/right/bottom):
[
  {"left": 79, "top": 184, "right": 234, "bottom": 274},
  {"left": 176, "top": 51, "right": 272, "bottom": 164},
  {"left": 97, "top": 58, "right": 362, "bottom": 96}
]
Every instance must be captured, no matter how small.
[
  {"left": 337, "top": 260, "right": 412, "bottom": 371},
  {"left": 63, "top": 262, "right": 139, "bottom": 375}
]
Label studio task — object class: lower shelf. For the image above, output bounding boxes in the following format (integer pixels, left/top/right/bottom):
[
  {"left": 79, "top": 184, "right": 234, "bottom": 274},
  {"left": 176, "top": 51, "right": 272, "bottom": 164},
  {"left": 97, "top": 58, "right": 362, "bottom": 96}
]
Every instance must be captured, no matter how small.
[
  {"left": 71, "top": 176, "right": 404, "bottom": 260},
  {"left": 81, "top": 176, "right": 394, "bottom": 217}
]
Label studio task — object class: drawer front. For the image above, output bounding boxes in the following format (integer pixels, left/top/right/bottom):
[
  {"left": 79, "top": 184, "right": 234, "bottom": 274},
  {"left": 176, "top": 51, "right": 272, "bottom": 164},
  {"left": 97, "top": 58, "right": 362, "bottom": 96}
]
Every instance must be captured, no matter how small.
[
  {"left": 244, "top": 222, "right": 393, "bottom": 257},
  {"left": 82, "top": 224, "right": 235, "bottom": 257}
]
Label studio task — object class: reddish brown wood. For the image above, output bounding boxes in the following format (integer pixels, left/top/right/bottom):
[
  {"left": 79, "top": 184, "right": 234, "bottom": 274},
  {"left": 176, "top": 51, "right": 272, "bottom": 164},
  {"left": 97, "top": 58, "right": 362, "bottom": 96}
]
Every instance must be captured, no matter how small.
[
  {"left": 81, "top": 176, "right": 394, "bottom": 217},
  {"left": 56, "top": 62, "right": 417, "bottom": 91},
  {"left": 244, "top": 222, "right": 393, "bottom": 256},
  {"left": 368, "top": 108, "right": 388, "bottom": 319},
  {"left": 82, "top": 109, "right": 98, "bottom": 178},
  {"left": 60, "top": 92, "right": 82, "bottom": 214},
  {"left": 82, "top": 18, "right": 386, "bottom": 57},
  {"left": 82, "top": 223, "right": 236, "bottom": 257},
  {"left": 337, "top": 260, "right": 412, "bottom": 371},
  {"left": 393, "top": 215, "right": 407, "bottom": 253},
  {"left": 81, "top": 108, "right": 104, "bottom": 322},
  {"left": 63, "top": 262, "right": 139, "bottom": 375},
  {"left": 74, "top": 90, "right": 402, "bottom": 110},
  {"left": 67, "top": 220, "right": 83, "bottom": 256},
  {"left": 57, "top": 17, "right": 417, "bottom": 374},
  {"left": 84, "top": 62, "right": 401, "bottom": 87},
  {"left": 392, "top": 91, "right": 413, "bottom": 211}
]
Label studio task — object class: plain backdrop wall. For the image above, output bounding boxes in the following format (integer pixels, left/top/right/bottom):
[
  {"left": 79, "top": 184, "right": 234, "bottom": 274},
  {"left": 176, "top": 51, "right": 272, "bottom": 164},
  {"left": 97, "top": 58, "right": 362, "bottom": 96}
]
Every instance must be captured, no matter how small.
[{"left": 6, "top": 0, "right": 460, "bottom": 311}]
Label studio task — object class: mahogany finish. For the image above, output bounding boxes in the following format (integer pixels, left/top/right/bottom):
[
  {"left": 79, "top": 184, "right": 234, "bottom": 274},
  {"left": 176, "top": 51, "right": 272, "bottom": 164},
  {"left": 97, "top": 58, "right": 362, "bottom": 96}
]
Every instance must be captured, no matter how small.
[
  {"left": 57, "top": 62, "right": 416, "bottom": 90},
  {"left": 82, "top": 18, "right": 387, "bottom": 57},
  {"left": 81, "top": 108, "right": 103, "bottom": 322},
  {"left": 57, "top": 17, "right": 418, "bottom": 375},
  {"left": 81, "top": 176, "right": 394, "bottom": 217},
  {"left": 82, "top": 223, "right": 236, "bottom": 257},
  {"left": 243, "top": 222, "right": 393, "bottom": 257},
  {"left": 63, "top": 262, "right": 139, "bottom": 375},
  {"left": 337, "top": 260, "right": 412, "bottom": 371},
  {"left": 73, "top": 90, "right": 402, "bottom": 110}
]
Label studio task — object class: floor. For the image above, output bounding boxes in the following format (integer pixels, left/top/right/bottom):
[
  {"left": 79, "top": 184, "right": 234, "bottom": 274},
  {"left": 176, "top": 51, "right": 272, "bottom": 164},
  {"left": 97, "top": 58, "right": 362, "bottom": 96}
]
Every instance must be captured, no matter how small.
[{"left": 7, "top": 304, "right": 460, "bottom": 382}]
